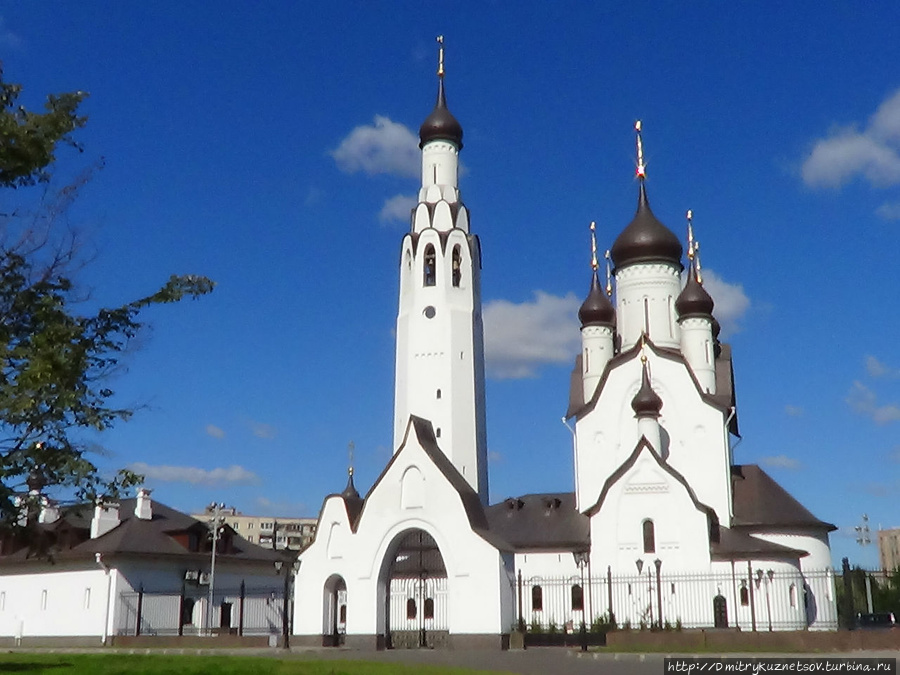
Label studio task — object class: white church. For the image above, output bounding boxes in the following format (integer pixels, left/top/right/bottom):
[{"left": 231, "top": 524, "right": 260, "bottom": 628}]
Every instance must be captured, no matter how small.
[{"left": 293, "top": 42, "right": 838, "bottom": 649}]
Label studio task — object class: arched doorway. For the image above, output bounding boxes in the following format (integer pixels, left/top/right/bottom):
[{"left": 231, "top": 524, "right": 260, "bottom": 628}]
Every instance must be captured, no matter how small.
[
  {"left": 322, "top": 574, "right": 347, "bottom": 646},
  {"left": 381, "top": 529, "right": 449, "bottom": 649}
]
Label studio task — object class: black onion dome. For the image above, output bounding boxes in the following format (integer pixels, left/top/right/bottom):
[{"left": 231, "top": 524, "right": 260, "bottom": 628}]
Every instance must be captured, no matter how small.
[
  {"left": 631, "top": 362, "right": 663, "bottom": 418},
  {"left": 341, "top": 471, "right": 361, "bottom": 501},
  {"left": 419, "top": 78, "right": 463, "bottom": 149},
  {"left": 675, "top": 268, "right": 715, "bottom": 318},
  {"left": 610, "top": 182, "right": 683, "bottom": 271},
  {"left": 578, "top": 271, "right": 615, "bottom": 327}
]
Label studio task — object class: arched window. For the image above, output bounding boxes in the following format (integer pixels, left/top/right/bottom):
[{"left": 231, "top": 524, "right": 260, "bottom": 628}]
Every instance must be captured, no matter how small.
[
  {"left": 531, "top": 585, "right": 543, "bottom": 612},
  {"left": 451, "top": 245, "right": 462, "bottom": 287},
  {"left": 424, "top": 597, "right": 435, "bottom": 619},
  {"left": 571, "top": 584, "right": 584, "bottom": 612},
  {"left": 740, "top": 582, "right": 749, "bottom": 606},
  {"left": 406, "top": 598, "right": 417, "bottom": 619},
  {"left": 642, "top": 519, "right": 655, "bottom": 554},
  {"left": 790, "top": 583, "right": 797, "bottom": 608},
  {"left": 423, "top": 245, "right": 436, "bottom": 287}
]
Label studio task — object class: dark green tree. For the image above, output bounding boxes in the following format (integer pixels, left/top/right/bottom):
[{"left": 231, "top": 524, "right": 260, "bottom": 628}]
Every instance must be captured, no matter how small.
[{"left": 0, "top": 65, "right": 214, "bottom": 531}]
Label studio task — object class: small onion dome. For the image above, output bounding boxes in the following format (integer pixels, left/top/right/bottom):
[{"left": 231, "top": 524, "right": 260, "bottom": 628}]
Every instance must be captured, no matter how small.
[
  {"left": 631, "top": 362, "right": 663, "bottom": 418},
  {"left": 419, "top": 78, "right": 463, "bottom": 149},
  {"left": 341, "top": 470, "right": 361, "bottom": 502},
  {"left": 610, "top": 182, "right": 683, "bottom": 271},
  {"left": 26, "top": 470, "right": 46, "bottom": 493},
  {"left": 675, "top": 269, "right": 715, "bottom": 318},
  {"left": 578, "top": 271, "right": 615, "bottom": 327}
]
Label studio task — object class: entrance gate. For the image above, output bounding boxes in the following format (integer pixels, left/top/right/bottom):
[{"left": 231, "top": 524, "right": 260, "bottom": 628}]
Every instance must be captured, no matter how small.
[{"left": 386, "top": 529, "right": 449, "bottom": 648}]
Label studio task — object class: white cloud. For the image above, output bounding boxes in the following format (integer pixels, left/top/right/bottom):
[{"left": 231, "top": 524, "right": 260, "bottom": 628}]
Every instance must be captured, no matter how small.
[
  {"left": 254, "top": 496, "right": 307, "bottom": 516},
  {"left": 845, "top": 381, "right": 900, "bottom": 424},
  {"left": 760, "top": 455, "right": 802, "bottom": 470},
  {"left": 205, "top": 424, "right": 225, "bottom": 439},
  {"left": 0, "top": 17, "right": 22, "bottom": 49},
  {"left": 483, "top": 292, "right": 581, "bottom": 379},
  {"left": 250, "top": 421, "right": 276, "bottom": 439},
  {"left": 801, "top": 88, "right": 900, "bottom": 189},
  {"left": 702, "top": 269, "right": 751, "bottom": 335},
  {"left": 865, "top": 355, "right": 900, "bottom": 379},
  {"left": 128, "top": 462, "right": 260, "bottom": 486},
  {"left": 875, "top": 201, "right": 900, "bottom": 220},
  {"left": 488, "top": 450, "right": 503, "bottom": 463},
  {"left": 784, "top": 405, "right": 804, "bottom": 417},
  {"left": 331, "top": 116, "right": 419, "bottom": 179},
  {"left": 379, "top": 194, "right": 417, "bottom": 224}
]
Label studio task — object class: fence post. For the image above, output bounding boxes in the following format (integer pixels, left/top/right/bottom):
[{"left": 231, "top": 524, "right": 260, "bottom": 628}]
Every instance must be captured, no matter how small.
[
  {"left": 517, "top": 570, "right": 524, "bottom": 632},
  {"left": 841, "top": 557, "right": 855, "bottom": 630},
  {"left": 239, "top": 580, "right": 245, "bottom": 637},
  {"left": 607, "top": 566, "right": 615, "bottom": 627},
  {"left": 747, "top": 562, "right": 757, "bottom": 632},
  {"left": 178, "top": 582, "right": 186, "bottom": 637},
  {"left": 135, "top": 585, "right": 144, "bottom": 637},
  {"left": 282, "top": 568, "right": 291, "bottom": 649}
]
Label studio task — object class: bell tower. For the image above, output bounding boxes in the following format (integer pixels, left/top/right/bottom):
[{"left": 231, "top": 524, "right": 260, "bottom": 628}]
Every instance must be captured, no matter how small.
[{"left": 393, "top": 37, "right": 489, "bottom": 503}]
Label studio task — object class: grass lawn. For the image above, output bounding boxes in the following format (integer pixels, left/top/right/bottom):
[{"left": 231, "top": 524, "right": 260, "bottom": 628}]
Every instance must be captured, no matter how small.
[{"left": 0, "top": 653, "right": 510, "bottom": 674}]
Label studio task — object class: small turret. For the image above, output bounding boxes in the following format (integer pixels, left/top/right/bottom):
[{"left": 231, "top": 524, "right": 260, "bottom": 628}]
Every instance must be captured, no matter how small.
[
  {"left": 632, "top": 352, "right": 664, "bottom": 453},
  {"left": 580, "top": 223, "right": 616, "bottom": 401},
  {"left": 676, "top": 211, "right": 717, "bottom": 393}
]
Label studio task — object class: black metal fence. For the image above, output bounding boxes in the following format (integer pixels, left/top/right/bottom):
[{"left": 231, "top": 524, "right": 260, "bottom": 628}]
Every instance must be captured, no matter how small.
[
  {"left": 516, "top": 567, "right": 839, "bottom": 633},
  {"left": 115, "top": 583, "right": 287, "bottom": 637}
]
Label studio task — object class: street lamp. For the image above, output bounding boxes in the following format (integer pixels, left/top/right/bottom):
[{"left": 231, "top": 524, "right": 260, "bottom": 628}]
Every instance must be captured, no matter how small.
[
  {"left": 207, "top": 502, "right": 227, "bottom": 635},
  {"left": 764, "top": 570, "right": 774, "bottom": 632},
  {"left": 654, "top": 559, "right": 663, "bottom": 630},
  {"left": 573, "top": 551, "right": 589, "bottom": 650},
  {"left": 855, "top": 514, "right": 874, "bottom": 613},
  {"left": 275, "top": 558, "right": 300, "bottom": 649}
]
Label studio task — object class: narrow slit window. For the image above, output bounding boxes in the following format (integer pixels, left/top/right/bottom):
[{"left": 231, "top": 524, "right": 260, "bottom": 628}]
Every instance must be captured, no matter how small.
[
  {"left": 531, "top": 585, "right": 543, "bottom": 612},
  {"left": 452, "top": 245, "right": 462, "bottom": 287},
  {"left": 406, "top": 598, "right": 417, "bottom": 620},
  {"left": 423, "top": 245, "right": 436, "bottom": 287},
  {"left": 643, "top": 298, "right": 650, "bottom": 335},
  {"left": 642, "top": 519, "right": 655, "bottom": 554},
  {"left": 424, "top": 597, "right": 435, "bottom": 620}
]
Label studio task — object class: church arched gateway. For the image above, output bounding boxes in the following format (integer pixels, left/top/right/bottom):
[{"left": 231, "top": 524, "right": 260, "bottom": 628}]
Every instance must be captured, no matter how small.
[
  {"left": 322, "top": 574, "right": 347, "bottom": 646},
  {"left": 380, "top": 528, "right": 449, "bottom": 648}
]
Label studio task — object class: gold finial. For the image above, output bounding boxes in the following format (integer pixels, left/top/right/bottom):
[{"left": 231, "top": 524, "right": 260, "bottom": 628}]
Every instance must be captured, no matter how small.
[
  {"left": 436, "top": 35, "right": 445, "bottom": 78},
  {"left": 694, "top": 241, "right": 703, "bottom": 284},
  {"left": 640, "top": 334, "right": 648, "bottom": 364},
  {"left": 635, "top": 120, "right": 645, "bottom": 179},
  {"left": 604, "top": 249, "right": 613, "bottom": 296},
  {"left": 348, "top": 441, "right": 355, "bottom": 476},
  {"left": 686, "top": 209, "right": 695, "bottom": 262},
  {"left": 590, "top": 221, "right": 599, "bottom": 271}
]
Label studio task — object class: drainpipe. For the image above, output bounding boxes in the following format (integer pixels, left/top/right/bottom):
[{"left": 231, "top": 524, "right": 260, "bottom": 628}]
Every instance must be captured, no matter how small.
[{"left": 95, "top": 553, "right": 112, "bottom": 646}]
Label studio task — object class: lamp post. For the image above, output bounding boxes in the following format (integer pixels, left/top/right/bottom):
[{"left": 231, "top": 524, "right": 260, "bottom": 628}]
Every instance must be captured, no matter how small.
[
  {"left": 654, "top": 559, "right": 663, "bottom": 630},
  {"left": 855, "top": 514, "right": 873, "bottom": 613},
  {"left": 764, "top": 570, "right": 774, "bottom": 632},
  {"left": 207, "top": 502, "right": 226, "bottom": 635},
  {"left": 635, "top": 559, "right": 643, "bottom": 629},
  {"left": 275, "top": 559, "right": 297, "bottom": 649},
  {"left": 573, "top": 551, "right": 589, "bottom": 650}
]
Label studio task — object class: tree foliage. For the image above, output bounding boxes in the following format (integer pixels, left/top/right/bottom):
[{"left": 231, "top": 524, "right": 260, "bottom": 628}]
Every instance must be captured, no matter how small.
[
  {"left": 0, "top": 65, "right": 215, "bottom": 530},
  {"left": 0, "top": 65, "right": 87, "bottom": 189}
]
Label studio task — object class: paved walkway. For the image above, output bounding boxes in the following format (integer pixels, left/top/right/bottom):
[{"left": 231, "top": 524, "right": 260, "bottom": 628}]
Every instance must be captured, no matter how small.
[{"left": 7, "top": 647, "right": 898, "bottom": 675}]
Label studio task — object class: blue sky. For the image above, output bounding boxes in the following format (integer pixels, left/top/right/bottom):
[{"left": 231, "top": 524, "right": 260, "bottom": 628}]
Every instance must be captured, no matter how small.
[{"left": 2, "top": 3, "right": 899, "bottom": 568}]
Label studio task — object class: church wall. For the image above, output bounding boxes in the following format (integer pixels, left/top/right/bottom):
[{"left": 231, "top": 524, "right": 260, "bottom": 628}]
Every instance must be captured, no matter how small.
[
  {"left": 294, "top": 437, "right": 511, "bottom": 641},
  {"left": 576, "top": 354, "right": 731, "bottom": 526},
  {"left": 589, "top": 448, "right": 713, "bottom": 575}
]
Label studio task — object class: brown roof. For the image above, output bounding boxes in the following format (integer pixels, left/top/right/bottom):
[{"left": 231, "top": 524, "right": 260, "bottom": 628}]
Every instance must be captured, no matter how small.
[
  {"left": 731, "top": 465, "right": 835, "bottom": 531},
  {"left": 485, "top": 493, "right": 589, "bottom": 552},
  {"left": 711, "top": 526, "right": 808, "bottom": 561},
  {"left": 1, "top": 498, "right": 289, "bottom": 567}
]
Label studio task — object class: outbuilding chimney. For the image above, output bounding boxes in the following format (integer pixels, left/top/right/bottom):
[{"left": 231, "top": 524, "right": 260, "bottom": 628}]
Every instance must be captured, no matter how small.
[
  {"left": 91, "top": 503, "right": 120, "bottom": 538},
  {"left": 135, "top": 488, "right": 153, "bottom": 520}
]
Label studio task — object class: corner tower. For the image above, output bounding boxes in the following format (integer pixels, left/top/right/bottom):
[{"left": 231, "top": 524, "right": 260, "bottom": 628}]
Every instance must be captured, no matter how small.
[{"left": 393, "top": 37, "right": 489, "bottom": 503}]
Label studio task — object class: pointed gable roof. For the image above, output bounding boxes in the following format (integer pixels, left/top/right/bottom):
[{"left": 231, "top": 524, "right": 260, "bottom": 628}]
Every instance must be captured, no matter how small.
[{"left": 731, "top": 465, "right": 836, "bottom": 531}]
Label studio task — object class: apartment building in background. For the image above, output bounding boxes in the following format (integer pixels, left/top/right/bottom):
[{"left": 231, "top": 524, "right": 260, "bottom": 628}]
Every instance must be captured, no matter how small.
[{"left": 192, "top": 506, "right": 317, "bottom": 551}]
